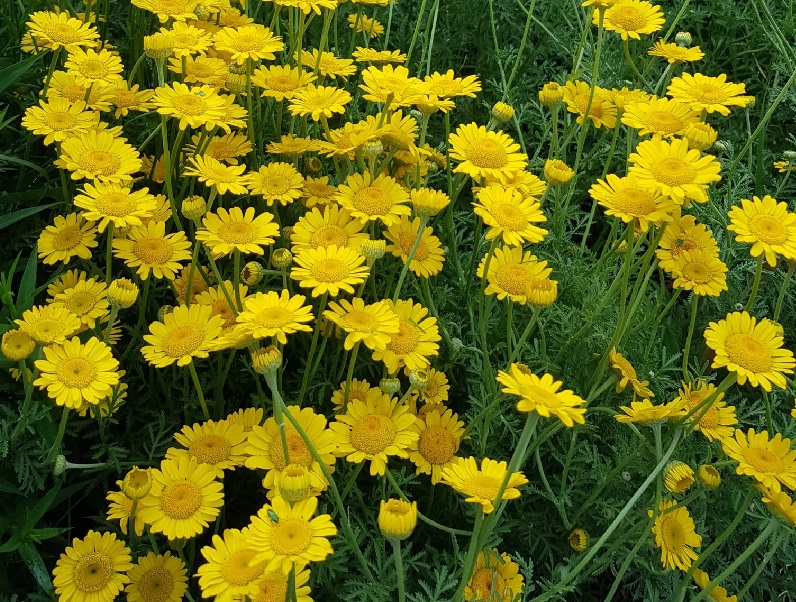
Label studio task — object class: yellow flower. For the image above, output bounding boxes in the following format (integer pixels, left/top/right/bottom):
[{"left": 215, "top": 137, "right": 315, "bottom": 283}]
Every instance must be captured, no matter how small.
[
  {"left": 164, "top": 21, "right": 213, "bottom": 57},
  {"left": 21, "top": 98, "right": 99, "bottom": 146},
  {"left": 331, "top": 377, "right": 383, "bottom": 412},
  {"left": 184, "top": 155, "right": 249, "bottom": 195},
  {"left": 122, "top": 466, "right": 153, "bottom": 499},
  {"left": 113, "top": 221, "right": 192, "bottom": 280},
  {"left": 34, "top": 336, "right": 120, "bottom": 409},
  {"left": 131, "top": 0, "right": 202, "bottom": 22},
  {"left": 474, "top": 185, "right": 548, "bottom": 246},
  {"left": 252, "top": 64, "right": 316, "bottom": 101},
  {"left": 538, "top": 81, "right": 564, "bottom": 107},
  {"left": 670, "top": 248, "right": 727, "bottom": 296},
  {"left": 667, "top": 73, "right": 754, "bottom": 115},
  {"left": 166, "top": 419, "right": 248, "bottom": 478},
  {"left": 331, "top": 395, "right": 418, "bottom": 475},
  {"left": 704, "top": 311, "right": 795, "bottom": 391},
  {"left": 664, "top": 461, "right": 694, "bottom": 494},
  {"left": 52, "top": 530, "right": 133, "bottom": 602},
  {"left": 423, "top": 69, "right": 482, "bottom": 99},
  {"left": 449, "top": 123, "right": 528, "bottom": 183},
  {"left": 441, "top": 456, "right": 528, "bottom": 514},
  {"left": 621, "top": 98, "right": 701, "bottom": 139},
  {"left": 609, "top": 348, "right": 653, "bottom": 396},
  {"left": 46, "top": 71, "right": 114, "bottom": 111},
  {"left": 213, "top": 24, "right": 283, "bottom": 64},
  {"left": 51, "top": 277, "right": 109, "bottom": 329},
  {"left": 153, "top": 82, "right": 229, "bottom": 131},
  {"left": 1, "top": 329, "right": 35, "bottom": 361},
  {"left": 141, "top": 303, "right": 224, "bottom": 368},
  {"left": 648, "top": 40, "right": 705, "bottom": 64},
  {"left": 335, "top": 171, "right": 411, "bottom": 226},
  {"left": 324, "top": 298, "right": 400, "bottom": 352},
  {"left": 563, "top": 81, "right": 617, "bottom": 129},
  {"left": 250, "top": 568, "right": 312, "bottom": 602},
  {"left": 245, "top": 162, "right": 304, "bottom": 206},
  {"left": 268, "top": 134, "right": 323, "bottom": 157},
  {"left": 569, "top": 529, "right": 589, "bottom": 552},
  {"left": 692, "top": 570, "right": 738, "bottom": 602},
  {"left": 38, "top": 212, "right": 98, "bottom": 265},
  {"left": 290, "top": 245, "right": 370, "bottom": 297},
  {"left": 360, "top": 64, "right": 423, "bottom": 106},
  {"left": 649, "top": 500, "right": 701, "bottom": 570},
  {"left": 385, "top": 217, "right": 446, "bottom": 278},
  {"left": 378, "top": 499, "right": 418, "bottom": 540},
  {"left": 187, "top": 132, "right": 252, "bottom": 164},
  {"left": 109, "top": 81, "right": 155, "bottom": 118},
  {"left": 656, "top": 208, "right": 719, "bottom": 272},
  {"left": 372, "top": 299, "right": 440, "bottom": 374},
  {"left": 589, "top": 173, "right": 676, "bottom": 232},
  {"left": 353, "top": 47, "right": 407, "bottom": 64},
  {"left": 615, "top": 398, "right": 687, "bottom": 425},
  {"left": 197, "top": 206, "right": 280, "bottom": 257},
  {"left": 106, "top": 487, "right": 146, "bottom": 536},
  {"left": 727, "top": 195, "right": 796, "bottom": 266},
  {"left": 544, "top": 159, "right": 574, "bottom": 185},
  {"left": 197, "top": 528, "right": 269, "bottom": 602},
  {"left": 172, "top": 55, "right": 229, "bottom": 86},
  {"left": 276, "top": 0, "right": 338, "bottom": 14},
  {"left": 291, "top": 205, "right": 369, "bottom": 254},
  {"left": 289, "top": 84, "right": 352, "bottom": 121},
  {"left": 410, "top": 187, "right": 451, "bottom": 217},
  {"left": 125, "top": 552, "right": 188, "bottom": 602},
  {"left": 247, "top": 496, "right": 337, "bottom": 571},
  {"left": 722, "top": 428, "right": 796, "bottom": 492},
  {"left": 598, "top": 0, "right": 665, "bottom": 40},
  {"left": 465, "top": 549, "right": 525, "bottom": 602},
  {"left": 26, "top": 10, "right": 99, "bottom": 51},
  {"left": 348, "top": 13, "right": 384, "bottom": 37},
  {"left": 408, "top": 406, "right": 464, "bottom": 484},
  {"left": 64, "top": 47, "right": 124, "bottom": 86},
  {"left": 73, "top": 182, "right": 157, "bottom": 232},
  {"left": 138, "top": 457, "right": 225, "bottom": 540},
  {"left": 757, "top": 484, "right": 796, "bottom": 528},
  {"left": 58, "top": 131, "right": 142, "bottom": 183},
  {"left": 297, "top": 49, "right": 357, "bottom": 80},
  {"left": 673, "top": 381, "right": 737, "bottom": 442},
  {"left": 15, "top": 305, "right": 81, "bottom": 345},
  {"left": 234, "top": 290, "right": 314, "bottom": 343},
  {"left": 698, "top": 465, "right": 722, "bottom": 489}
]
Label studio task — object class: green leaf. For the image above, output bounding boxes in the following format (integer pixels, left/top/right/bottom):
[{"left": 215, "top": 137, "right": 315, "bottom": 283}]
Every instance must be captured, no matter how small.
[
  {"left": 26, "top": 481, "right": 60, "bottom": 529},
  {"left": 17, "top": 541, "right": 53, "bottom": 594},
  {"left": 0, "top": 53, "right": 42, "bottom": 95},
  {"left": 0, "top": 534, "right": 24, "bottom": 554},
  {"left": 17, "top": 247, "right": 38, "bottom": 309},
  {"left": 0, "top": 154, "right": 47, "bottom": 176},
  {"left": 29, "top": 527, "right": 66, "bottom": 543},
  {"left": 0, "top": 203, "right": 58, "bottom": 230}
]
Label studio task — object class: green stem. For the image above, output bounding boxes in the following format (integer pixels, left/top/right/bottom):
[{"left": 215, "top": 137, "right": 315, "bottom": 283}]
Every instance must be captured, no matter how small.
[
  {"left": 774, "top": 263, "right": 794, "bottom": 322},
  {"left": 735, "top": 526, "right": 788, "bottom": 600},
  {"left": 342, "top": 341, "right": 360, "bottom": 411},
  {"left": 105, "top": 223, "right": 114, "bottom": 285},
  {"left": 41, "top": 47, "right": 62, "bottom": 97},
  {"left": 391, "top": 539, "right": 406, "bottom": 602},
  {"left": 744, "top": 255, "right": 764, "bottom": 311},
  {"left": 504, "top": 0, "right": 537, "bottom": 94},
  {"left": 508, "top": 306, "right": 541, "bottom": 364},
  {"left": 233, "top": 250, "right": 243, "bottom": 311},
  {"left": 263, "top": 371, "right": 291, "bottom": 465},
  {"left": 622, "top": 39, "right": 650, "bottom": 89},
  {"left": 404, "top": 0, "right": 428, "bottom": 68},
  {"left": 391, "top": 216, "right": 428, "bottom": 302},
  {"left": 103, "top": 306, "right": 119, "bottom": 344},
  {"left": 47, "top": 408, "right": 70, "bottom": 464},
  {"left": 297, "top": 292, "right": 328, "bottom": 405},
  {"left": 681, "top": 294, "right": 699, "bottom": 378},
  {"left": 453, "top": 509, "right": 484, "bottom": 602},
  {"left": 762, "top": 389, "right": 773, "bottom": 433},
  {"left": 188, "top": 362, "right": 210, "bottom": 420},
  {"left": 505, "top": 299, "right": 513, "bottom": 361}
]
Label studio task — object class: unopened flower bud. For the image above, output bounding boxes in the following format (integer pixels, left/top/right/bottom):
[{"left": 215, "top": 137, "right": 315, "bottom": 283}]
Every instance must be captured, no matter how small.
[
  {"left": 144, "top": 33, "right": 174, "bottom": 60},
  {"left": 54, "top": 454, "right": 67, "bottom": 476},
  {"left": 539, "top": 82, "right": 564, "bottom": 108},
  {"left": 360, "top": 239, "right": 386, "bottom": 262},
  {"left": 158, "top": 305, "right": 174, "bottom": 321},
  {"left": 181, "top": 195, "right": 207, "bottom": 221},
  {"left": 252, "top": 345, "right": 282, "bottom": 375},
  {"left": 271, "top": 248, "right": 293, "bottom": 269},
  {"left": 241, "top": 261, "right": 264, "bottom": 286},
  {"left": 225, "top": 73, "right": 247, "bottom": 94},
  {"left": 491, "top": 101, "right": 515, "bottom": 123},
  {"left": 380, "top": 377, "right": 401, "bottom": 395},
  {"left": 276, "top": 464, "right": 312, "bottom": 503},
  {"left": 378, "top": 499, "right": 418, "bottom": 540},
  {"left": 306, "top": 156, "right": 322, "bottom": 174},
  {"left": 228, "top": 62, "right": 247, "bottom": 75},
  {"left": 675, "top": 31, "right": 692, "bottom": 47},
  {"left": 122, "top": 466, "right": 153, "bottom": 499},
  {"left": 663, "top": 461, "right": 694, "bottom": 494},
  {"left": 108, "top": 278, "right": 139, "bottom": 309},
  {"left": 569, "top": 528, "right": 589, "bottom": 552},
  {"left": 783, "top": 150, "right": 796, "bottom": 161},
  {"left": 544, "top": 159, "right": 574, "bottom": 185},
  {"left": 408, "top": 369, "right": 428, "bottom": 390},
  {"left": 363, "top": 139, "right": 384, "bottom": 158},
  {"left": 698, "top": 465, "right": 721, "bottom": 489}
]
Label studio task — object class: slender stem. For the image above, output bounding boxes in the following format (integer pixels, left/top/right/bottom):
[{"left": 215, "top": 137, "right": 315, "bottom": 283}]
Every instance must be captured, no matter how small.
[
  {"left": 233, "top": 250, "right": 243, "bottom": 311},
  {"left": 735, "top": 527, "right": 788, "bottom": 600},
  {"left": 263, "top": 371, "right": 291, "bottom": 465},
  {"left": 453, "top": 509, "right": 484, "bottom": 602},
  {"left": 342, "top": 341, "right": 360, "bottom": 411},
  {"left": 391, "top": 539, "right": 406, "bottom": 602},
  {"left": 622, "top": 39, "right": 650, "bottom": 89},
  {"left": 404, "top": 0, "right": 428, "bottom": 68},
  {"left": 745, "top": 255, "right": 764, "bottom": 311},
  {"left": 297, "top": 292, "right": 328, "bottom": 405},
  {"left": 392, "top": 216, "right": 429, "bottom": 302},
  {"left": 762, "top": 389, "right": 774, "bottom": 433},
  {"left": 774, "top": 263, "right": 794, "bottom": 322},
  {"left": 105, "top": 223, "right": 114, "bottom": 285},
  {"left": 103, "top": 306, "right": 119, "bottom": 344},
  {"left": 47, "top": 408, "right": 70, "bottom": 463},
  {"left": 41, "top": 47, "right": 62, "bottom": 97},
  {"left": 508, "top": 306, "right": 541, "bottom": 364},
  {"left": 681, "top": 294, "right": 699, "bottom": 378},
  {"left": 505, "top": 299, "right": 513, "bottom": 360},
  {"left": 188, "top": 362, "right": 210, "bottom": 420}
]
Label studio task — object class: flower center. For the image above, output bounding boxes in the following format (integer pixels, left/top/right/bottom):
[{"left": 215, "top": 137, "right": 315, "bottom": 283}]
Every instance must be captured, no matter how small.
[
  {"left": 646, "top": 111, "right": 685, "bottom": 134},
  {"left": 612, "top": 187, "right": 657, "bottom": 215},
  {"left": 690, "top": 84, "right": 725, "bottom": 104},
  {"left": 660, "top": 514, "right": 685, "bottom": 550},
  {"left": 698, "top": 405, "right": 719, "bottom": 429},
  {"left": 343, "top": 310, "right": 377, "bottom": 333},
  {"left": 31, "top": 319, "right": 63, "bottom": 342},
  {"left": 522, "top": 384, "right": 562, "bottom": 409},
  {"left": 652, "top": 157, "right": 695, "bottom": 186},
  {"left": 74, "top": 551, "right": 113, "bottom": 592},
  {"left": 219, "top": 221, "right": 256, "bottom": 244},
  {"left": 350, "top": 414, "right": 396, "bottom": 454},
  {"left": 259, "top": 175, "right": 291, "bottom": 195},
  {"left": 210, "top": 299, "right": 236, "bottom": 329},
  {"left": 609, "top": 6, "right": 647, "bottom": 30},
  {"left": 44, "top": 111, "right": 77, "bottom": 130},
  {"left": 574, "top": 94, "right": 604, "bottom": 118},
  {"left": 310, "top": 258, "right": 349, "bottom": 283},
  {"left": 353, "top": 186, "right": 393, "bottom": 216},
  {"left": 80, "top": 150, "right": 121, "bottom": 176},
  {"left": 61, "top": 83, "right": 87, "bottom": 103},
  {"left": 220, "top": 549, "right": 266, "bottom": 586},
  {"left": 160, "top": 481, "right": 202, "bottom": 519},
  {"left": 418, "top": 426, "right": 457, "bottom": 464},
  {"left": 255, "top": 575, "right": 288, "bottom": 602},
  {"left": 231, "top": 34, "right": 263, "bottom": 52},
  {"left": 46, "top": 23, "right": 81, "bottom": 44},
  {"left": 270, "top": 75, "right": 299, "bottom": 91},
  {"left": 163, "top": 324, "right": 204, "bottom": 358},
  {"left": 270, "top": 519, "right": 313, "bottom": 555},
  {"left": 134, "top": 238, "right": 174, "bottom": 264},
  {"left": 189, "top": 434, "right": 231, "bottom": 465},
  {"left": 138, "top": 566, "right": 175, "bottom": 602},
  {"left": 95, "top": 192, "right": 137, "bottom": 216},
  {"left": 152, "top": 0, "right": 186, "bottom": 15},
  {"left": 492, "top": 202, "right": 527, "bottom": 231},
  {"left": 173, "top": 93, "right": 208, "bottom": 116},
  {"left": 310, "top": 225, "right": 349, "bottom": 248},
  {"left": 743, "top": 446, "right": 784, "bottom": 475},
  {"left": 724, "top": 333, "right": 772, "bottom": 373},
  {"left": 64, "top": 291, "right": 98, "bottom": 316},
  {"left": 57, "top": 357, "right": 97, "bottom": 388},
  {"left": 494, "top": 264, "right": 530, "bottom": 296},
  {"left": 749, "top": 215, "right": 787, "bottom": 244},
  {"left": 254, "top": 306, "right": 295, "bottom": 329},
  {"left": 397, "top": 232, "right": 429, "bottom": 261},
  {"left": 682, "top": 260, "right": 714, "bottom": 284},
  {"left": 174, "top": 33, "right": 197, "bottom": 48},
  {"left": 387, "top": 321, "right": 419, "bottom": 355},
  {"left": 470, "top": 567, "right": 505, "bottom": 599},
  {"left": 269, "top": 432, "right": 313, "bottom": 471},
  {"left": 468, "top": 139, "right": 507, "bottom": 169},
  {"left": 462, "top": 475, "right": 500, "bottom": 500},
  {"left": 79, "top": 59, "right": 109, "bottom": 80},
  {"left": 303, "top": 94, "right": 337, "bottom": 109},
  {"left": 53, "top": 226, "right": 82, "bottom": 250}
]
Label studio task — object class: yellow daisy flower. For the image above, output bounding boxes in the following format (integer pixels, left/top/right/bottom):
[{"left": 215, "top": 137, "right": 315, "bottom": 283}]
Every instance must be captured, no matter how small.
[
  {"left": 656, "top": 208, "right": 719, "bottom": 272},
  {"left": 131, "top": 0, "right": 202, "bottom": 22},
  {"left": 250, "top": 567, "right": 312, "bottom": 602},
  {"left": 408, "top": 406, "right": 464, "bottom": 484},
  {"left": 648, "top": 40, "right": 704, "bottom": 64},
  {"left": 289, "top": 82, "right": 353, "bottom": 122},
  {"left": 497, "top": 364, "right": 587, "bottom": 427},
  {"left": 291, "top": 205, "right": 369, "bottom": 253},
  {"left": 360, "top": 64, "right": 423, "bottom": 107},
  {"left": 1, "top": 329, "right": 35, "bottom": 362},
  {"left": 441, "top": 456, "right": 528, "bottom": 514},
  {"left": 297, "top": 49, "right": 357, "bottom": 80},
  {"left": 166, "top": 419, "right": 248, "bottom": 478},
  {"left": 757, "top": 485, "right": 796, "bottom": 528},
  {"left": 113, "top": 221, "right": 192, "bottom": 280},
  {"left": 153, "top": 82, "right": 229, "bottom": 131},
  {"left": 621, "top": 98, "right": 701, "bottom": 139},
  {"left": 372, "top": 299, "right": 440, "bottom": 374},
  {"left": 26, "top": 10, "right": 99, "bottom": 51},
  {"left": 52, "top": 530, "right": 133, "bottom": 602},
  {"left": 125, "top": 552, "right": 188, "bottom": 602},
  {"left": 171, "top": 55, "right": 229, "bottom": 87},
  {"left": 165, "top": 21, "right": 213, "bottom": 57},
  {"left": 197, "top": 206, "right": 280, "bottom": 257},
  {"left": 353, "top": 47, "right": 407, "bottom": 64},
  {"left": 704, "top": 311, "right": 795, "bottom": 390},
  {"left": 138, "top": 456, "right": 225, "bottom": 540},
  {"left": 722, "top": 428, "right": 796, "bottom": 492},
  {"left": 141, "top": 303, "right": 224, "bottom": 368},
  {"left": 252, "top": 64, "right": 316, "bottom": 101},
  {"left": 423, "top": 69, "right": 482, "bottom": 99},
  {"left": 628, "top": 138, "right": 721, "bottom": 206},
  {"left": 73, "top": 182, "right": 157, "bottom": 232},
  {"left": 348, "top": 13, "right": 384, "bottom": 37},
  {"left": 268, "top": 134, "right": 323, "bottom": 157},
  {"left": 106, "top": 486, "right": 146, "bottom": 536},
  {"left": 477, "top": 245, "right": 551, "bottom": 304},
  {"left": 51, "top": 277, "right": 109, "bottom": 329},
  {"left": 385, "top": 217, "right": 445, "bottom": 278},
  {"left": 15, "top": 305, "right": 81, "bottom": 345},
  {"left": 727, "top": 195, "right": 796, "bottom": 266},
  {"left": 59, "top": 131, "right": 142, "bottom": 183},
  {"left": 184, "top": 155, "right": 249, "bottom": 195},
  {"left": 692, "top": 570, "right": 738, "bottom": 602},
  {"left": 667, "top": 73, "right": 754, "bottom": 115},
  {"left": 609, "top": 348, "right": 653, "bottom": 397},
  {"left": 563, "top": 81, "right": 617, "bottom": 129},
  {"left": 247, "top": 496, "right": 337, "bottom": 571},
  {"left": 324, "top": 298, "right": 400, "bottom": 352},
  {"left": 649, "top": 500, "right": 701, "bottom": 570},
  {"left": 38, "top": 212, "right": 98, "bottom": 265},
  {"left": 109, "top": 82, "right": 155, "bottom": 118},
  {"left": 449, "top": 123, "right": 528, "bottom": 183},
  {"left": 21, "top": 98, "right": 99, "bottom": 146},
  {"left": 774, "top": 160, "right": 796, "bottom": 174},
  {"left": 193, "top": 281, "right": 248, "bottom": 332},
  {"left": 673, "top": 381, "right": 737, "bottom": 442},
  {"left": 290, "top": 245, "right": 370, "bottom": 297},
  {"left": 300, "top": 176, "right": 337, "bottom": 208},
  {"left": 330, "top": 395, "right": 418, "bottom": 475},
  {"left": 598, "top": 0, "right": 665, "bottom": 40},
  {"left": 64, "top": 47, "right": 124, "bottom": 86},
  {"left": 46, "top": 71, "right": 114, "bottom": 112},
  {"left": 465, "top": 549, "right": 525, "bottom": 602},
  {"left": 335, "top": 172, "right": 411, "bottom": 226},
  {"left": 245, "top": 162, "right": 304, "bottom": 206},
  {"left": 197, "top": 528, "right": 269, "bottom": 602},
  {"left": 234, "top": 290, "right": 314, "bottom": 343},
  {"left": 32, "top": 334, "right": 118, "bottom": 410},
  {"left": 671, "top": 248, "right": 728, "bottom": 296},
  {"left": 213, "top": 24, "right": 283, "bottom": 64},
  {"left": 331, "top": 378, "right": 383, "bottom": 412},
  {"left": 474, "top": 185, "right": 548, "bottom": 246},
  {"left": 615, "top": 398, "right": 687, "bottom": 425},
  {"left": 187, "top": 132, "right": 252, "bottom": 164},
  {"left": 590, "top": 173, "right": 675, "bottom": 232}
]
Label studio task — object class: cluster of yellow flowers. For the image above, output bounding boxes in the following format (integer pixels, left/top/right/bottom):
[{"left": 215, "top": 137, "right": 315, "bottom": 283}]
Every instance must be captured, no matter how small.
[{"left": 5, "top": 0, "right": 796, "bottom": 600}]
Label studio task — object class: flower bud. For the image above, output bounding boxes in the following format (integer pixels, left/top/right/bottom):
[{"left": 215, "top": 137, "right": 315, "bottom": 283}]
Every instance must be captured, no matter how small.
[
  {"left": 158, "top": 305, "right": 174, "bottom": 321},
  {"left": 54, "top": 454, "right": 67, "bottom": 476},
  {"left": 408, "top": 369, "right": 428, "bottom": 390},
  {"left": 544, "top": 159, "right": 574, "bottom": 185},
  {"left": 363, "top": 139, "right": 384, "bottom": 158},
  {"left": 228, "top": 62, "right": 247, "bottom": 75},
  {"left": 675, "top": 31, "right": 692, "bottom": 47},
  {"left": 252, "top": 345, "right": 282, "bottom": 375},
  {"left": 122, "top": 466, "right": 153, "bottom": 499},
  {"left": 528, "top": 278, "right": 558, "bottom": 307},
  {"left": 539, "top": 82, "right": 564, "bottom": 108},
  {"left": 144, "top": 33, "right": 174, "bottom": 60},
  {"left": 698, "top": 464, "right": 721, "bottom": 489},
  {"left": 491, "top": 101, "right": 515, "bottom": 123},
  {"left": 241, "top": 261, "right": 264, "bottom": 286},
  {"left": 783, "top": 150, "right": 796, "bottom": 161},
  {"left": 108, "top": 278, "right": 139, "bottom": 309},
  {"left": 306, "top": 156, "right": 323, "bottom": 174},
  {"left": 276, "top": 464, "right": 312, "bottom": 503},
  {"left": 379, "top": 377, "right": 401, "bottom": 395},
  {"left": 225, "top": 73, "right": 247, "bottom": 94},
  {"left": 683, "top": 122, "right": 717, "bottom": 152},
  {"left": 271, "top": 248, "right": 293, "bottom": 270},
  {"left": 181, "top": 195, "right": 207, "bottom": 221},
  {"left": 360, "top": 239, "right": 386, "bottom": 262},
  {"left": 664, "top": 461, "right": 694, "bottom": 494},
  {"left": 378, "top": 498, "right": 418, "bottom": 540},
  {"left": 1, "top": 329, "right": 35, "bottom": 361},
  {"left": 568, "top": 528, "right": 589, "bottom": 552}
]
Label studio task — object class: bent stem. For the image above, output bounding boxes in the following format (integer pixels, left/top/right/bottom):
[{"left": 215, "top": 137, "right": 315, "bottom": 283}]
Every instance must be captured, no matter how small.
[
  {"left": 342, "top": 341, "right": 360, "bottom": 411},
  {"left": 773, "top": 263, "right": 793, "bottom": 322},
  {"left": 508, "top": 306, "right": 541, "bottom": 364},
  {"left": 187, "top": 362, "right": 210, "bottom": 420},
  {"left": 744, "top": 255, "right": 764, "bottom": 311},
  {"left": 391, "top": 216, "right": 428, "bottom": 302},
  {"left": 297, "top": 292, "right": 328, "bottom": 405},
  {"left": 48, "top": 408, "right": 70, "bottom": 464}
]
